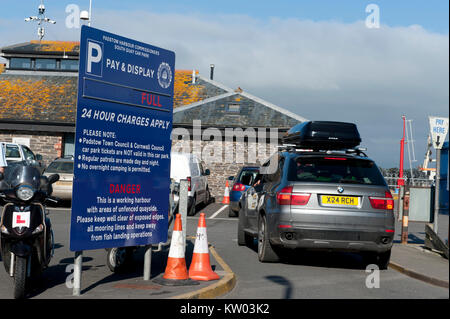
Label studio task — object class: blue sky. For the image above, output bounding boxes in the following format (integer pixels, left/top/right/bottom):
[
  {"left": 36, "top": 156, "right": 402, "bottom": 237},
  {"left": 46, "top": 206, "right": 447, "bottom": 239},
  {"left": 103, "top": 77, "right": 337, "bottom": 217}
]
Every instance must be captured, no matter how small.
[
  {"left": 3, "top": 0, "right": 448, "bottom": 34},
  {"left": 1, "top": 1, "right": 449, "bottom": 168}
]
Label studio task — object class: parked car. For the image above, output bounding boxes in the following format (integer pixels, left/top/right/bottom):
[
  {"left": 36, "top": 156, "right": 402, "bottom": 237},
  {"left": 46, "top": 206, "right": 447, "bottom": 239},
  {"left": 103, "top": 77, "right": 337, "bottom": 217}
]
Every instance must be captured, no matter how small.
[
  {"left": 228, "top": 166, "right": 260, "bottom": 217},
  {"left": 237, "top": 121, "right": 395, "bottom": 269},
  {"left": 170, "top": 152, "right": 211, "bottom": 216},
  {"left": 43, "top": 156, "right": 74, "bottom": 201},
  {"left": 0, "top": 142, "right": 44, "bottom": 173}
]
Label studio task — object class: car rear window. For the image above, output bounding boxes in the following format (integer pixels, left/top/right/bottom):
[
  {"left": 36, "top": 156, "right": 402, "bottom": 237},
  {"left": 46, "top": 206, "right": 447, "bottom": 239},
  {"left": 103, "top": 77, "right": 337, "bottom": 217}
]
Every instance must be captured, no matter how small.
[
  {"left": 5, "top": 145, "right": 20, "bottom": 158},
  {"left": 238, "top": 169, "right": 259, "bottom": 185},
  {"left": 287, "top": 156, "right": 386, "bottom": 186},
  {"left": 46, "top": 161, "right": 74, "bottom": 174}
]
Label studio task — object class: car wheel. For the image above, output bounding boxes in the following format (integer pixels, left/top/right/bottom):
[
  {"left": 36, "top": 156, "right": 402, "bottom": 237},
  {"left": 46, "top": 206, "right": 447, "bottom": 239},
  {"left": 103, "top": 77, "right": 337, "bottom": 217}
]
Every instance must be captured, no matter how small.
[
  {"left": 377, "top": 249, "right": 391, "bottom": 270},
  {"left": 362, "top": 250, "right": 391, "bottom": 270},
  {"left": 237, "top": 207, "right": 252, "bottom": 246},
  {"left": 188, "top": 197, "right": 196, "bottom": 216},
  {"left": 228, "top": 206, "right": 238, "bottom": 217},
  {"left": 204, "top": 187, "right": 211, "bottom": 205},
  {"left": 257, "top": 214, "right": 280, "bottom": 262}
]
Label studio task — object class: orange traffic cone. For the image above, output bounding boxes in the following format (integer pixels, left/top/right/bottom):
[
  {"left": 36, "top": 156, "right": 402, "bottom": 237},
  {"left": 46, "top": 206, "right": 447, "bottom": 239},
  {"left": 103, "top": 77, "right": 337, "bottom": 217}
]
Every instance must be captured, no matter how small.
[
  {"left": 222, "top": 180, "right": 230, "bottom": 204},
  {"left": 188, "top": 213, "right": 220, "bottom": 281},
  {"left": 162, "top": 214, "right": 189, "bottom": 280}
]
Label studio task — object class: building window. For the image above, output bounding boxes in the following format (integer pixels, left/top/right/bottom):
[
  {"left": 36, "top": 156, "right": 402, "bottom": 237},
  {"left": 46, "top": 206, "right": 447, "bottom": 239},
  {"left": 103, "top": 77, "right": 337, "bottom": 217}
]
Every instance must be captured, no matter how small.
[
  {"left": 9, "top": 58, "right": 32, "bottom": 69},
  {"left": 63, "top": 133, "right": 75, "bottom": 157},
  {"left": 227, "top": 104, "right": 241, "bottom": 113},
  {"left": 61, "top": 59, "right": 79, "bottom": 70},
  {"left": 35, "top": 58, "right": 57, "bottom": 70}
]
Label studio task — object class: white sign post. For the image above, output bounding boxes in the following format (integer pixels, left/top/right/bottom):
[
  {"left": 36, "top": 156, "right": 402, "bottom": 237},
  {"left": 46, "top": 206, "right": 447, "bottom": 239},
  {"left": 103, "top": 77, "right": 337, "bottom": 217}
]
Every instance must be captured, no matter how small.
[
  {"left": 429, "top": 116, "right": 449, "bottom": 150},
  {"left": 428, "top": 116, "right": 449, "bottom": 234}
]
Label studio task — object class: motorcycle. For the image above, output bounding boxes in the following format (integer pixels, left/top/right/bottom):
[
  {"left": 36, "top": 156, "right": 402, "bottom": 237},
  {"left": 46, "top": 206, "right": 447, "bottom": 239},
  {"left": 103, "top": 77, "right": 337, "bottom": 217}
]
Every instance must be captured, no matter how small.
[
  {"left": 0, "top": 163, "right": 59, "bottom": 299},
  {"left": 106, "top": 180, "right": 179, "bottom": 273}
]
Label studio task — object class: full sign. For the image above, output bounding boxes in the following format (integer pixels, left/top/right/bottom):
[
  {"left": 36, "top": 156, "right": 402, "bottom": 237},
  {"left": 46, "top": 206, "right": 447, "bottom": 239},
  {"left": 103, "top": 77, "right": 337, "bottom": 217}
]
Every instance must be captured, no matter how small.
[
  {"left": 70, "top": 26, "right": 175, "bottom": 251},
  {"left": 429, "top": 116, "right": 449, "bottom": 149}
]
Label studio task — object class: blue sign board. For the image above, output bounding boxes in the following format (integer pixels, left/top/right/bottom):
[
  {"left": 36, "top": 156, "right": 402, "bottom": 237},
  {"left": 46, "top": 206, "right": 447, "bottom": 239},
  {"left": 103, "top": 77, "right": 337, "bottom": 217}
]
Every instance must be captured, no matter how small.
[{"left": 70, "top": 26, "right": 175, "bottom": 251}]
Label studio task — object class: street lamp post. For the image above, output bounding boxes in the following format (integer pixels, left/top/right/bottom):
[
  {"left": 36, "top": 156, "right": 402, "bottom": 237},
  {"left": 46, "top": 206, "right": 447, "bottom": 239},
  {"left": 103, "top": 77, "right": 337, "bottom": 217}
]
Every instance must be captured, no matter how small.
[{"left": 80, "top": 0, "right": 92, "bottom": 26}]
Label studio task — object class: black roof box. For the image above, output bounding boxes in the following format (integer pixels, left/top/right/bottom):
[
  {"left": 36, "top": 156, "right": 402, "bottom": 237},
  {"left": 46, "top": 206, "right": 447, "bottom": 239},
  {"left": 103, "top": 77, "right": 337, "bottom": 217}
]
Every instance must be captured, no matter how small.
[{"left": 283, "top": 121, "right": 361, "bottom": 150}]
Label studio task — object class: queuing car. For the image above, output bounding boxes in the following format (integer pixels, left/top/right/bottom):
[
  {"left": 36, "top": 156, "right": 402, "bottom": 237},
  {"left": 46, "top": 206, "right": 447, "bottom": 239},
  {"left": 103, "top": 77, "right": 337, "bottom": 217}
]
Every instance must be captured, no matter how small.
[
  {"left": 170, "top": 152, "right": 211, "bottom": 216},
  {"left": 43, "top": 156, "right": 74, "bottom": 201},
  {"left": 227, "top": 166, "right": 259, "bottom": 217},
  {"left": 237, "top": 121, "right": 395, "bottom": 269},
  {"left": 1, "top": 142, "right": 45, "bottom": 173}
]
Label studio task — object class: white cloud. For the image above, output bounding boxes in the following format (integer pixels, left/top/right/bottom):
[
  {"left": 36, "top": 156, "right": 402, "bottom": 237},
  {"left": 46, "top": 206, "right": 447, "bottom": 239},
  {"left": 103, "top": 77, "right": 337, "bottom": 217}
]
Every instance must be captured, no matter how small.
[{"left": 0, "top": 10, "right": 448, "bottom": 167}]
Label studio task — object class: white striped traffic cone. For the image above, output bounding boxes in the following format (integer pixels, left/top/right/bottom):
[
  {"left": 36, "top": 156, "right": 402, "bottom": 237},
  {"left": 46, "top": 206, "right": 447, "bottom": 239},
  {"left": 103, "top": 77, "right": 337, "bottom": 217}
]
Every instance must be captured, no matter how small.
[
  {"left": 163, "top": 214, "right": 189, "bottom": 280},
  {"left": 188, "top": 213, "right": 220, "bottom": 281},
  {"left": 222, "top": 180, "right": 230, "bottom": 204}
]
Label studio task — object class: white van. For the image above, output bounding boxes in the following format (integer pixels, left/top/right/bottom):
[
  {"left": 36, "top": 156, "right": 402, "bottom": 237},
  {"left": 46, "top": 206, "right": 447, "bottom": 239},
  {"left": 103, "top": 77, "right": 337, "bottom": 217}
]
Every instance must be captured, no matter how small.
[{"left": 170, "top": 152, "right": 211, "bottom": 215}]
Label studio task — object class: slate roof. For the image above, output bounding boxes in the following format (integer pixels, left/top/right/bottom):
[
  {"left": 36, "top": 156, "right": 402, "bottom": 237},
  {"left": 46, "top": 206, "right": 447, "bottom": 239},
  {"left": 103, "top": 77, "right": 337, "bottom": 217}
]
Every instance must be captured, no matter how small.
[
  {"left": 173, "top": 70, "right": 228, "bottom": 108},
  {"left": 0, "top": 73, "right": 78, "bottom": 123},
  {"left": 0, "top": 70, "right": 227, "bottom": 124},
  {"left": 174, "top": 76, "right": 307, "bottom": 129},
  {"left": 0, "top": 41, "right": 307, "bottom": 128},
  {"left": 1, "top": 41, "right": 79, "bottom": 57}
]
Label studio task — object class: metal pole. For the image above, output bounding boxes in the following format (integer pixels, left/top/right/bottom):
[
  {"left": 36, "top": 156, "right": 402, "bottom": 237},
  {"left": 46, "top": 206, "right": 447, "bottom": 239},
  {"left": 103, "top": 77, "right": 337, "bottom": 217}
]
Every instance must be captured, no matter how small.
[
  {"left": 88, "top": 0, "right": 92, "bottom": 26},
  {"left": 179, "top": 180, "right": 188, "bottom": 253},
  {"left": 143, "top": 245, "right": 152, "bottom": 281},
  {"left": 433, "top": 148, "right": 441, "bottom": 233},
  {"left": 398, "top": 184, "right": 404, "bottom": 221},
  {"left": 398, "top": 116, "right": 406, "bottom": 189},
  {"left": 400, "top": 186, "right": 409, "bottom": 244},
  {"left": 73, "top": 251, "right": 82, "bottom": 296}
]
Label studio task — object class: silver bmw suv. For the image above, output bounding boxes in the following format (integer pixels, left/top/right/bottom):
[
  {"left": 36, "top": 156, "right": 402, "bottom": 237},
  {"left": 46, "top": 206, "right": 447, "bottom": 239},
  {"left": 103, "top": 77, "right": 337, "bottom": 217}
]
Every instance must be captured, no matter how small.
[{"left": 238, "top": 150, "right": 395, "bottom": 269}]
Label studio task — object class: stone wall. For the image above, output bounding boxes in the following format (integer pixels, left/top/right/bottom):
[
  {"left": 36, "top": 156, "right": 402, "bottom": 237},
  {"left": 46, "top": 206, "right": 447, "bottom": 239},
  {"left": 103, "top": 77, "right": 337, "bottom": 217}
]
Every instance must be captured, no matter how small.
[
  {"left": 172, "top": 139, "right": 278, "bottom": 201},
  {"left": 0, "top": 131, "right": 63, "bottom": 166},
  {"left": 1, "top": 130, "right": 277, "bottom": 201}
]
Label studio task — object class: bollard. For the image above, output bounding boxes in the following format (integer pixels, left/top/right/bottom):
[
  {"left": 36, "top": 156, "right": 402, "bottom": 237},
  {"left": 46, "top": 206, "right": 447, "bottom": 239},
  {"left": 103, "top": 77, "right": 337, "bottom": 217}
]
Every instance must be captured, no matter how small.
[
  {"left": 73, "top": 251, "right": 82, "bottom": 296},
  {"left": 143, "top": 245, "right": 152, "bottom": 281},
  {"left": 179, "top": 180, "right": 188, "bottom": 253},
  {"left": 400, "top": 186, "right": 409, "bottom": 244}
]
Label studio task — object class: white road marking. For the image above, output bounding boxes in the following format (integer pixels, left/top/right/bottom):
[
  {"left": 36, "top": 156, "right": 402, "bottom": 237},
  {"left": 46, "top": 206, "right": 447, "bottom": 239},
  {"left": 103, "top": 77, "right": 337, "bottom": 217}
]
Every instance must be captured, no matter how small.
[
  {"left": 209, "top": 205, "right": 229, "bottom": 219},
  {"left": 187, "top": 217, "right": 237, "bottom": 221}
]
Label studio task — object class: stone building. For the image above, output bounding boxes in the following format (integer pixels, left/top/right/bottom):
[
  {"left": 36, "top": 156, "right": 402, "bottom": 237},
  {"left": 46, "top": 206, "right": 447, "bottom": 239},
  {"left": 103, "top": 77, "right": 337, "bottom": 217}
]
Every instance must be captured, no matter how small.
[{"left": 0, "top": 40, "right": 307, "bottom": 199}]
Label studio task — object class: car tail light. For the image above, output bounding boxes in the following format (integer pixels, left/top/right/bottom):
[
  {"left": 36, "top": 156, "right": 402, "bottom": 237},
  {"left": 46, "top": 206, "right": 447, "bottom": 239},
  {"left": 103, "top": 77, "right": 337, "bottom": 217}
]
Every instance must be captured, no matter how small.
[
  {"left": 232, "top": 183, "right": 246, "bottom": 191},
  {"left": 277, "top": 186, "right": 310, "bottom": 206},
  {"left": 369, "top": 191, "right": 394, "bottom": 210},
  {"left": 187, "top": 177, "right": 191, "bottom": 192},
  {"left": 291, "top": 193, "right": 311, "bottom": 206},
  {"left": 277, "top": 186, "right": 293, "bottom": 205}
]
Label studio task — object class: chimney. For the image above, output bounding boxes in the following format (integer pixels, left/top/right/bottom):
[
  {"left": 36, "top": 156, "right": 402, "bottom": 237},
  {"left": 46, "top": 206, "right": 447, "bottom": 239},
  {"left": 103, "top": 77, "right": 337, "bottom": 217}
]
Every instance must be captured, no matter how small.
[
  {"left": 210, "top": 64, "right": 215, "bottom": 80},
  {"left": 192, "top": 69, "right": 196, "bottom": 84}
]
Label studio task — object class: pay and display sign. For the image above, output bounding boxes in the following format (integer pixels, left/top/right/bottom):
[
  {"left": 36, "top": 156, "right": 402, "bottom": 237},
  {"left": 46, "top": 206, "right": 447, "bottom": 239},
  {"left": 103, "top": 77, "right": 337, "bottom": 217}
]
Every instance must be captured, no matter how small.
[
  {"left": 429, "top": 116, "right": 449, "bottom": 149},
  {"left": 70, "top": 26, "right": 175, "bottom": 251}
]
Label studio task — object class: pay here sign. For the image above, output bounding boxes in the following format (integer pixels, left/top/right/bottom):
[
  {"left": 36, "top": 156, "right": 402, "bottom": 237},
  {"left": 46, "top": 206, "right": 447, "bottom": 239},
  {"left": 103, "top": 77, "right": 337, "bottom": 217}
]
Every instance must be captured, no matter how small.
[{"left": 70, "top": 26, "right": 175, "bottom": 251}]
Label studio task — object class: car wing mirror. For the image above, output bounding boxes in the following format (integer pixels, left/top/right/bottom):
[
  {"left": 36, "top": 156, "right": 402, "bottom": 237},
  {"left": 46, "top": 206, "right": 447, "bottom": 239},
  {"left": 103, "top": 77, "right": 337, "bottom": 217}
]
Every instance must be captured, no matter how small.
[{"left": 47, "top": 174, "right": 60, "bottom": 184}]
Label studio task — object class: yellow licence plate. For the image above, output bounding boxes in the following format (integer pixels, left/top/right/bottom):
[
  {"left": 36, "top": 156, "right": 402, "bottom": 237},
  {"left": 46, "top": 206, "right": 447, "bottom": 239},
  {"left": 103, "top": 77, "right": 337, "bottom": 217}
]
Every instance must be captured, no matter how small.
[{"left": 321, "top": 195, "right": 359, "bottom": 206}]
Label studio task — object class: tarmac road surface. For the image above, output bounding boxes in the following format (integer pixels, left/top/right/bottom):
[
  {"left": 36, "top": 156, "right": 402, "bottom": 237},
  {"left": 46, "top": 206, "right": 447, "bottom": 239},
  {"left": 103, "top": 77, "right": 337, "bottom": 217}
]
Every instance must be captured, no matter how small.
[{"left": 0, "top": 203, "right": 448, "bottom": 299}]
